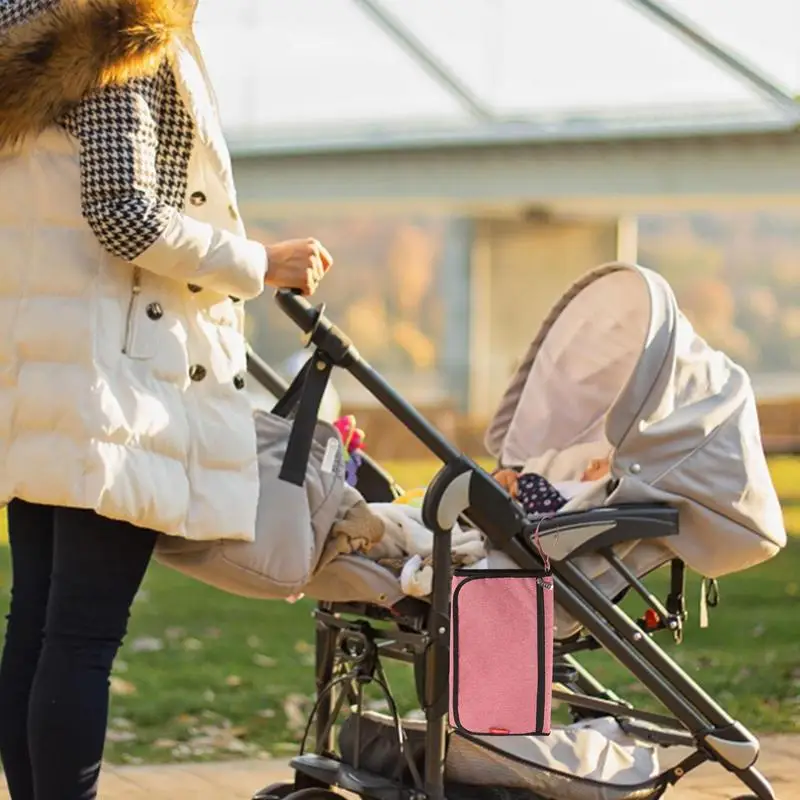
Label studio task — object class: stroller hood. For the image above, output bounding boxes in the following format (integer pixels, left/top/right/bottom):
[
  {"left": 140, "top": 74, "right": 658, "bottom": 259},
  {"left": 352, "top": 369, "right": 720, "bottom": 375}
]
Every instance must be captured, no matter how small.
[{"left": 486, "top": 262, "right": 786, "bottom": 577}]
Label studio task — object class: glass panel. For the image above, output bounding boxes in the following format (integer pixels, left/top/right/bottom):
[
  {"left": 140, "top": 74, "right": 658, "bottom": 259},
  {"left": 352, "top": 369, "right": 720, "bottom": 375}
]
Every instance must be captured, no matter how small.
[
  {"left": 194, "top": 0, "right": 791, "bottom": 134},
  {"left": 487, "top": 0, "right": 758, "bottom": 113},
  {"left": 242, "top": 214, "right": 472, "bottom": 407},
  {"left": 195, "top": 0, "right": 465, "bottom": 134},
  {"left": 639, "top": 212, "right": 800, "bottom": 396},
  {"left": 667, "top": 0, "right": 800, "bottom": 92}
]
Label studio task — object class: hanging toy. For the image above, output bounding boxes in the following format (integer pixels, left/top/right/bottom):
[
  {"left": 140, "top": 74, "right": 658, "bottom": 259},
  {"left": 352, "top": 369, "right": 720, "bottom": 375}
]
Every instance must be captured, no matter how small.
[{"left": 333, "top": 415, "right": 366, "bottom": 487}]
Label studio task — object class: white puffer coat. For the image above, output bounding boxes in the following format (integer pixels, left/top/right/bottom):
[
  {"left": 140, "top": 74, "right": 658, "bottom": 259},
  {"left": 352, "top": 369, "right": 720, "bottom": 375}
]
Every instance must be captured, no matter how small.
[{"left": 0, "top": 1, "right": 265, "bottom": 541}]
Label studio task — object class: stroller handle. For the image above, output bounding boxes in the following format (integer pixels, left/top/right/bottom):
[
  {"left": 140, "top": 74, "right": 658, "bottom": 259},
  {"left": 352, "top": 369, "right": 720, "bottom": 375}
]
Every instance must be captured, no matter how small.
[
  {"left": 274, "top": 289, "right": 317, "bottom": 334},
  {"left": 422, "top": 458, "right": 473, "bottom": 535}
]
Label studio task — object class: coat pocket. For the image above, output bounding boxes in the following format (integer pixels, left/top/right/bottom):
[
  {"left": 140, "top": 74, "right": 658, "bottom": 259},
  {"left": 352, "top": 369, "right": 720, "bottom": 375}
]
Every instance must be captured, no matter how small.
[{"left": 122, "top": 268, "right": 156, "bottom": 360}]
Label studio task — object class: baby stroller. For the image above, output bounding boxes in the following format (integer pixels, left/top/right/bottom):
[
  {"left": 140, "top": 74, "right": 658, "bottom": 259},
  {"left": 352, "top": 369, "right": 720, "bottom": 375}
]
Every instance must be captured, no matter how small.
[{"left": 243, "top": 263, "right": 785, "bottom": 800}]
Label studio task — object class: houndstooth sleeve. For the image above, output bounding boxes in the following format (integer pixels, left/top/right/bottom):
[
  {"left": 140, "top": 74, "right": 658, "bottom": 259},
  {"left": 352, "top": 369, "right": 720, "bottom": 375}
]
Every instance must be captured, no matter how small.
[
  {"left": 0, "top": 0, "right": 59, "bottom": 30},
  {"left": 61, "top": 70, "right": 266, "bottom": 300}
]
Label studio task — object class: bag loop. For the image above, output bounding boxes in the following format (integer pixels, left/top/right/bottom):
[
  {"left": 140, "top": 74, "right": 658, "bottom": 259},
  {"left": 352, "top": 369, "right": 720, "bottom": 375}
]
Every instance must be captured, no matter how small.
[{"left": 277, "top": 350, "right": 334, "bottom": 487}]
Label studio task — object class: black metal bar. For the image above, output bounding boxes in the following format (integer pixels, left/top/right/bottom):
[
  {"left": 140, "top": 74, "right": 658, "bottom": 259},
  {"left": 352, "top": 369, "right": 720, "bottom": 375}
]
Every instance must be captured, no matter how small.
[
  {"left": 314, "top": 612, "right": 339, "bottom": 757},
  {"left": 313, "top": 611, "right": 427, "bottom": 650},
  {"left": 561, "top": 653, "right": 628, "bottom": 705},
  {"left": 601, "top": 548, "right": 674, "bottom": 627},
  {"left": 318, "top": 680, "right": 352, "bottom": 757},
  {"left": 422, "top": 494, "right": 453, "bottom": 800},
  {"left": 554, "top": 636, "right": 602, "bottom": 656},
  {"left": 246, "top": 347, "right": 290, "bottom": 397},
  {"left": 551, "top": 689, "right": 684, "bottom": 730},
  {"left": 619, "top": 720, "right": 696, "bottom": 749},
  {"left": 349, "top": 359, "right": 461, "bottom": 465},
  {"left": 736, "top": 765, "right": 778, "bottom": 800}
]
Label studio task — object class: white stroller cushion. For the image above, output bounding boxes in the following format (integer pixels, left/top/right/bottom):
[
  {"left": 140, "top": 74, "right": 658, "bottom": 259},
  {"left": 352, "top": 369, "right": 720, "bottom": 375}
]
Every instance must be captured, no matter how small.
[
  {"left": 365, "top": 503, "right": 485, "bottom": 563},
  {"left": 446, "top": 716, "right": 689, "bottom": 800}
]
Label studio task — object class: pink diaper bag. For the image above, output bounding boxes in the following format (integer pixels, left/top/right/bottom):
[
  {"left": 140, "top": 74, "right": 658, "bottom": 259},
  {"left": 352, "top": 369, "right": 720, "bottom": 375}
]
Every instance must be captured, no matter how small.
[{"left": 450, "top": 568, "right": 554, "bottom": 736}]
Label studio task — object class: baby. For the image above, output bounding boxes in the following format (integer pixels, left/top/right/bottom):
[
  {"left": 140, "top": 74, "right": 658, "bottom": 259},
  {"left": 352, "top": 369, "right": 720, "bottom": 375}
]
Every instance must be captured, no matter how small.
[{"left": 492, "top": 457, "right": 611, "bottom": 517}]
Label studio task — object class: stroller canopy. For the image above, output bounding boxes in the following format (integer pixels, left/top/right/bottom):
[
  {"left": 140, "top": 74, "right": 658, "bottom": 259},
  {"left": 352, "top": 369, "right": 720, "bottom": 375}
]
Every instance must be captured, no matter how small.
[{"left": 485, "top": 263, "right": 786, "bottom": 577}]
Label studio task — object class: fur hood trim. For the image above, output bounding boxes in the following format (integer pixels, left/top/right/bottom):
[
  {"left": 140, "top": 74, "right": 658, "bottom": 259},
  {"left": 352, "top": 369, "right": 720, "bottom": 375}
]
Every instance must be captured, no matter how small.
[{"left": 0, "top": 0, "right": 195, "bottom": 148}]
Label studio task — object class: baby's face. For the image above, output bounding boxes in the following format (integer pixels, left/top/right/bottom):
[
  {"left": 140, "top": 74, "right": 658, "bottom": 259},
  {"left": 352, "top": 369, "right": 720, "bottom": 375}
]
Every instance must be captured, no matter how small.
[{"left": 581, "top": 457, "right": 610, "bottom": 481}]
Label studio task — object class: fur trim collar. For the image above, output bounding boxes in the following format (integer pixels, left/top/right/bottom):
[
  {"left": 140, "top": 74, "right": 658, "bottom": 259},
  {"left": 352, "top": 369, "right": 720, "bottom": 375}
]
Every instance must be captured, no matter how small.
[{"left": 0, "top": 0, "right": 194, "bottom": 148}]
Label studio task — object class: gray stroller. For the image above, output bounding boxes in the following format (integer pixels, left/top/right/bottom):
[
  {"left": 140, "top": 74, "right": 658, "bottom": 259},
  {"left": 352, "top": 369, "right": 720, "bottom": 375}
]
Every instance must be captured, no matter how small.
[{"left": 180, "top": 264, "right": 789, "bottom": 800}]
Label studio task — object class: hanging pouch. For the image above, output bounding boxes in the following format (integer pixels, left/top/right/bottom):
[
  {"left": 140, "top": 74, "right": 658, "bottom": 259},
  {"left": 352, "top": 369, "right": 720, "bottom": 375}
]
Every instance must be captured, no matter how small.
[{"left": 450, "top": 570, "right": 554, "bottom": 736}]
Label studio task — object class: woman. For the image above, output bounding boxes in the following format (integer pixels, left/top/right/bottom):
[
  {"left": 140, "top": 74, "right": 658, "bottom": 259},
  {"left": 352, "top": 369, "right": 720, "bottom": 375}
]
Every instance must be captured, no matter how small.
[{"left": 0, "top": 2, "right": 332, "bottom": 797}]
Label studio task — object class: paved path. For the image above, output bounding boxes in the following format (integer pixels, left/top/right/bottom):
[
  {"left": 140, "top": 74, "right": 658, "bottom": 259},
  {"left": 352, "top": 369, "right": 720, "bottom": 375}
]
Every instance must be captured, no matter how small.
[{"left": 3, "top": 736, "right": 797, "bottom": 798}]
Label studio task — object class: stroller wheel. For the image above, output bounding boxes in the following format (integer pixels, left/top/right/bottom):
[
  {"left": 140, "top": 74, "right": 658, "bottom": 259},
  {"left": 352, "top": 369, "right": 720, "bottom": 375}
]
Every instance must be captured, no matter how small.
[
  {"left": 251, "top": 783, "right": 294, "bottom": 800},
  {"left": 284, "top": 791, "right": 341, "bottom": 799}
]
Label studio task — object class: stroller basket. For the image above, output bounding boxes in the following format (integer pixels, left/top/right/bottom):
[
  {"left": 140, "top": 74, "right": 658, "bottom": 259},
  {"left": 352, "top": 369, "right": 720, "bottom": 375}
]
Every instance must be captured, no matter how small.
[{"left": 245, "top": 276, "right": 779, "bottom": 800}]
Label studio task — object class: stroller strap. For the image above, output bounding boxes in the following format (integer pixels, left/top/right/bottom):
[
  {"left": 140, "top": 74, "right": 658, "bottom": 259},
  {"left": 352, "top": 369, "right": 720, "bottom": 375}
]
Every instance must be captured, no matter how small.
[{"left": 272, "top": 350, "right": 334, "bottom": 487}]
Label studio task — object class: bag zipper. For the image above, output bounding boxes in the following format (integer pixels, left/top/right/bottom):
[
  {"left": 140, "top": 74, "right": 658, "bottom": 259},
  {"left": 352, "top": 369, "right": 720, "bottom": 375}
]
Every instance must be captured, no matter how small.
[
  {"left": 453, "top": 568, "right": 550, "bottom": 579},
  {"left": 535, "top": 579, "right": 547, "bottom": 733},
  {"left": 122, "top": 267, "right": 143, "bottom": 355}
]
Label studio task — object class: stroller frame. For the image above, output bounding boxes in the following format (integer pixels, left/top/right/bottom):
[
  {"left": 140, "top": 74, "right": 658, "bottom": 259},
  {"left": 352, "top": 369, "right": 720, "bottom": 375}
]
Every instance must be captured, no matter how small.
[{"left": 249, "top": 290, "right": 775, "bottom": 800}]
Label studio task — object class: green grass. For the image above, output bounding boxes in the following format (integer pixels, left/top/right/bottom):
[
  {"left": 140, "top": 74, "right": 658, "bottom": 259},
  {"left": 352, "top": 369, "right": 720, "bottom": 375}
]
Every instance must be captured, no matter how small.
[{"left": 0, "top": 457, "right": 799, "bottom": 764}]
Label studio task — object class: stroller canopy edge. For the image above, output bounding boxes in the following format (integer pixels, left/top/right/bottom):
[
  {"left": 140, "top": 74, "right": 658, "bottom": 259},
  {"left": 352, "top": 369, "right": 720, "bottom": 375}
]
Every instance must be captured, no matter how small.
[{"left": 484, "top": 261, "right": 786, "bottom": 577}]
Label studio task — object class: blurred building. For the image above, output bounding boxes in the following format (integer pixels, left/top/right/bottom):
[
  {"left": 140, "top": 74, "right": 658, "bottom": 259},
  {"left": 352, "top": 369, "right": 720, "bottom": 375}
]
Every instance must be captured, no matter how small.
[{"left": 195, "top": 0, "right": 800, "bottom": 417}]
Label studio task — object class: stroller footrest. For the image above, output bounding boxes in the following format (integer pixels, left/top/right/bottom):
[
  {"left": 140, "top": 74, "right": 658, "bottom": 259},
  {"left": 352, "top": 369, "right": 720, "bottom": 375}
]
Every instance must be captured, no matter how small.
[{"left": 291, "top": 754, "right": 414, "bottom": 800}]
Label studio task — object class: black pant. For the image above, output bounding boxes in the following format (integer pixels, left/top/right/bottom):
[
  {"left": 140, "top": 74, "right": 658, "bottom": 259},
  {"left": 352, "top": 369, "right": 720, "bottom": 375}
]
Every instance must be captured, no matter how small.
[{"left": 0, "top": 500, "right": 157, "bottom": 800}]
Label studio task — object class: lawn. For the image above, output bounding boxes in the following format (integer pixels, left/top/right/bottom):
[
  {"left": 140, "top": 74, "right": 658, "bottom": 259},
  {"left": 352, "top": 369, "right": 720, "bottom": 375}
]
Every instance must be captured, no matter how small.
[{"left": 0, "top": 457, "right": 798, "bottom": 766}]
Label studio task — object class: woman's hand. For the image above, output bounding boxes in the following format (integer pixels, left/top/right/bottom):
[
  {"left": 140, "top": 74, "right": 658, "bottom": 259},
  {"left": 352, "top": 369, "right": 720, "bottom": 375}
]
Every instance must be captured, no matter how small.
[{"left": 265, "top": 238, "right": 333, "bottom": 296}]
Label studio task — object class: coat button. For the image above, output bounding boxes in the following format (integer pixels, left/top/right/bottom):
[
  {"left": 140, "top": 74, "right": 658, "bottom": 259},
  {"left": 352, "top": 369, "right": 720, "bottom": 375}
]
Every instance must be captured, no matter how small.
[
  {"left": 233, "top": 373, "right": 246, "bottom": 390},
  {"left": 189, "top": 365, "right": 207, "bottom": 382},
  {"left": 146, "top": 302, "right": 163, "bottom": 321},
  {"left": 187, "top": 283, "right": 203, "bottom": 294},
  {"left": 190, "top": 191, "right": 207, "bottom": 206}
]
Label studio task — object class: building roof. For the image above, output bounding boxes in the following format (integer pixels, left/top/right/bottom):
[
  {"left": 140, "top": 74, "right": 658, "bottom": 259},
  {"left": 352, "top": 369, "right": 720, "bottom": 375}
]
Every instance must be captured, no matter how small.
[{"left": 196, "top": 0, "right": 800, "bottom": 154}]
